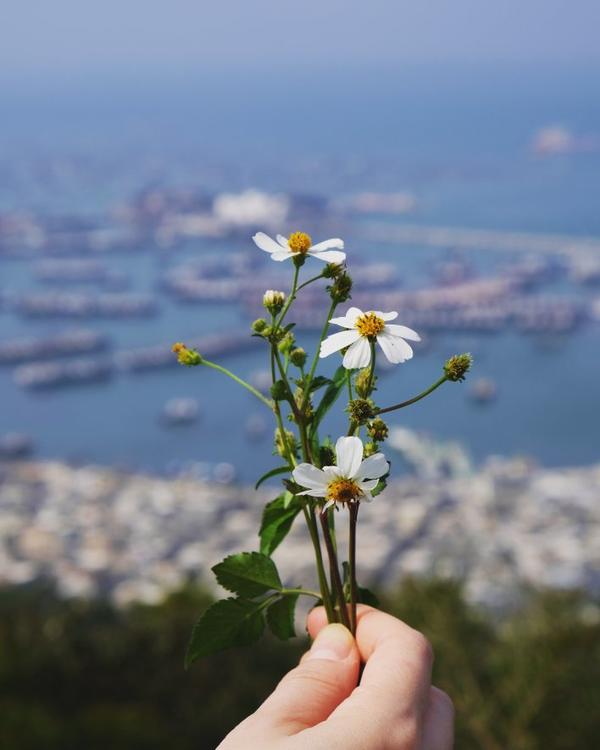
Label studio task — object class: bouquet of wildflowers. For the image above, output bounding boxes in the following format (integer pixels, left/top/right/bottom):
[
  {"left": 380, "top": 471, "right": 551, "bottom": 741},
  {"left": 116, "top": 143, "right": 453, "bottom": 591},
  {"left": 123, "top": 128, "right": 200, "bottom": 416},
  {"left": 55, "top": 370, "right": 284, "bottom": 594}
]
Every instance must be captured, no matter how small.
[{"left": 173, "top": 230, "right": 472, "bottom": 666}]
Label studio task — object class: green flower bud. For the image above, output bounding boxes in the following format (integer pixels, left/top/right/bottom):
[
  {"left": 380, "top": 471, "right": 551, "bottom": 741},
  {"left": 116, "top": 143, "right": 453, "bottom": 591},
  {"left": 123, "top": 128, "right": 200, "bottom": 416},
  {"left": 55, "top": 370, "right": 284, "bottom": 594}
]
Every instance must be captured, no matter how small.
[
  {"left": 327, "top": 271, "right": 353, "bottom": 303},
  {"left": 294, "top": 387, "right": 313, "bottom": 421},
  {"left": 278, "top": 331, "right": 295, "bottom": 354},
  {"left": 322, "top": 262, "right": 345, "bottom": 279},
  {"left": 354, "top": 367, "right": 377, "bottom": 398},
  {"left": 347, "top": 398, "right": 376, "bottom": 425},
  {"left": 275, "top": 428, "right": 298, "bottom": 459},
  {"left": 367, "top": 417, "right": 389, "bottom": 442},
  {"left": 319, "top": 445, "right": 335, "bottom": 467},
  {"left": 444, "top": 353, "right": 473, "bottom": 382},
  {"left": 363, "top": 441, "right": 379, "bottom": 458},
  {"left": 263, "top": 289, "right": 286, "bottom": 315},
  {"left": 289, "top": 347, "right": 307, "bottom": 368},
  {"left": 270, "top": 379, "right": 288, "bottom": 401},
  {"left": 252, "top": 318, "right": 269, "bottom": 334},
  {"left": 172, "top": 343, "right": 202, "bottom": 367}
]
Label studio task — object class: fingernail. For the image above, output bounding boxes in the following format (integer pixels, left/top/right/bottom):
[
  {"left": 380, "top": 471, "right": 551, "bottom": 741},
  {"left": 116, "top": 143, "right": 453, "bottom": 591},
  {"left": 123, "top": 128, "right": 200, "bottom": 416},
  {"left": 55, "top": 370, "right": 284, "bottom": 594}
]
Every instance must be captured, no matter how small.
[{"left": 307, "top": 624, "right": 354, "bottom": 662}]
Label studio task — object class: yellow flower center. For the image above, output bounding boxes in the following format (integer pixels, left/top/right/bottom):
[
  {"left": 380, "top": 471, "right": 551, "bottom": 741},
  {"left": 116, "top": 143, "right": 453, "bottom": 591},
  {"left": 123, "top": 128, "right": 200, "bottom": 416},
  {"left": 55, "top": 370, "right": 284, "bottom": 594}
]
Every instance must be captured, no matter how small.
[
  {"left": 326, "top": 478, "right": 362, "bottom": 505},
  {"left": 355, "top": 312, "right": 385, "bottom": 338},
  {"left": 288, "top": 231, "right": 312, "bottom": 254}
]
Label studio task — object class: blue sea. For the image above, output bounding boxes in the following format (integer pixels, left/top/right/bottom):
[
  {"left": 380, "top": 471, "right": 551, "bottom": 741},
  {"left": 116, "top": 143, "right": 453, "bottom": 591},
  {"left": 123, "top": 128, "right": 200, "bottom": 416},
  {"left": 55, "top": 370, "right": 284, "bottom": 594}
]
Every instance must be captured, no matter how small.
[{"left": 1, "top": 64, "right": 600, "bottom": 480}]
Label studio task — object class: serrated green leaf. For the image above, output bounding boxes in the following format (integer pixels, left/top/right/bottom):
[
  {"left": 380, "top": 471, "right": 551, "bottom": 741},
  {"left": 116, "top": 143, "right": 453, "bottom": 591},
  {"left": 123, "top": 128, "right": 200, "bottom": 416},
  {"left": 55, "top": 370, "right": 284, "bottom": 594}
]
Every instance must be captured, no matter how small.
[
  {"left": 185, "top": 598, "right": 265, "bottom": 667},
  {"left": 267, "top": 594, "right": 299, "bottom": 640},
  {"left": 310, "top": 366, "right": 347, "bottom": 437},
  {"left": 259, "top": 493, "right": 301, "bottom": 555},
  {"left": 212, "top": 552, "right": 282, "bottom": 598},
  {"left": 255, "top": 465, "right": 290, "bottom": 490}
]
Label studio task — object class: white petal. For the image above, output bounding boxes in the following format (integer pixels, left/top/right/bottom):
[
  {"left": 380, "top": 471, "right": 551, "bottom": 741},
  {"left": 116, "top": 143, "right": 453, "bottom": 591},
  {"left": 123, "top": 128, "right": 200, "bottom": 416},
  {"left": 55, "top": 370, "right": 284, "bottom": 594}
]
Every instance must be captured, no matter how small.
[
  {"left": 356, "top": 453, "right": 389, "bottom": 480},
  {"left": 310, "top": 238, "right": 344, "bottom": 252},
  {"left": 323, "top": 499, "right": 336, "bottom": 510},
  {"left": 292, "top": 463, "right": 328, "bottom": 490},
  {"left": 320, "top": 329, "right": 360, "bottom": 358},
  {"left": 385, "top": 324, "right": 421, "bottom": 342},
  {"left": 373, "top": 310, "right": 398, "bottom": 322},
  {"left": 276, "top": 234, "right": 289, "bottom": 248},
  {"left": 298, "top": 488, "right": 327, "bottom": 497},
  {"left": 252, "top": 232, "right": 281, "bottom": 254},
  {"left": 343, "top": 337, "right": 371, "bottom": 369},
  {"left": 359, "top": 478, "right": 379, "bottom": 491},
  {"left": 330, "top": 307, "right": 362, "bottom": 328},
  {"left": 308, "top": 249, "right": 347, "bottom": 264},
  {"left": 335, "top": 436, "right": 363, "bottom": 478},
  {"left": 361, "top": 492, "right": 375, "bottom": 503},
  {"left": 377, "top": 331, "right": 414, "bottom": 364},
  {"left": 270, "top": 250, "right": 296, "bottom": 261}
]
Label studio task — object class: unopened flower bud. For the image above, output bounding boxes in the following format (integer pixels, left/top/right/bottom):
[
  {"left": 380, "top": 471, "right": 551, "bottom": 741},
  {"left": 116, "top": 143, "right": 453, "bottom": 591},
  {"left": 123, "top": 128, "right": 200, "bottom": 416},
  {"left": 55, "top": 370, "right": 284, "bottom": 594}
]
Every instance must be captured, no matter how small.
[
  {"left": 278, "top": 331, "right": 295, "bottom": 354},
  {"left": 327, "top": 272, "right": 353, "bottom": 303},
  {"left": 172, "top": 342, "right": 202, "bottom": 367},
  {"left": 289, "top": 347, "right": 307, "bottom": 368},
  {"left": 444, "top": 353, "right": 473, "bottom": 382},
  {"left": 294, "top": 387, "right": 313, "bottom": 420},
  {"left": 263, "top": 289, "right": 286, "bottom": 315},
  {"left": 347, "top": 398, "right": 376, "bottom": 425},
  {"left": 319, "top": 445, "right": 335, "bottom": 466},
  {"left": 354, "top": 367, "right": 377, "bottom": 397},
  {"left": 367, "top": 417, "right": 389, "bottom": 442},
  {"left": 252, "top": 318, "right": 269, "bottom": 334},
  {"left": 322, "top": 262, "right": 345, "bottom": 279},
  {"left": 363, "top": 441, "right": 379, "bottom": 458},
  {"left": 270, "top": 379, "right": 288, "bottom": 401},
  {"left": 275, "top": 429, "right": 298, "bottom": 459}
]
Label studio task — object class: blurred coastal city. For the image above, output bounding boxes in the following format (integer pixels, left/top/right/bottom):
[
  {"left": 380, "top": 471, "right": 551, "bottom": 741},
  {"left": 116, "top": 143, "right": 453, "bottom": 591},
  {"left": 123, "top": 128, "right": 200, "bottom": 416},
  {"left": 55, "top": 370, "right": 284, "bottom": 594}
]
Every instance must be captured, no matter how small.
[{"left": 1, "top": 50, "right": 600, "bottom": 609}]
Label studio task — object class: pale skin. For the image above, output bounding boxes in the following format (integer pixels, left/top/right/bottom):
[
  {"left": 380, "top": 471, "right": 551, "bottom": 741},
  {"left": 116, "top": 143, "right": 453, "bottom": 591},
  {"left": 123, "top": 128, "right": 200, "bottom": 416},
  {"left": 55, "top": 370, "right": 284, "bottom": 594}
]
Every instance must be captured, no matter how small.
[{"left": 218, "top": 605, "right": 454, "bottom": 750}]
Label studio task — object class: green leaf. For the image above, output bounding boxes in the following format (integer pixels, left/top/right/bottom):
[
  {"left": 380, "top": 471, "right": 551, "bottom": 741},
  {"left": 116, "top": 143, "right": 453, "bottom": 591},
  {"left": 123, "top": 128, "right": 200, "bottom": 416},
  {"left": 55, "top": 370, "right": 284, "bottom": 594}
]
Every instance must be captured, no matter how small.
[
  {"left": 185, "top": 598, "right": 265, "bottom": 667},
  {"left": 307, "top": 375, "right": 331, "bottom": 394},
  {"left": 212, "top": 552, "right": 282, "bottom": 598},
  {"left": 267, "top": 594, "right": 298, "bottom": 640},
  {"left": 255, "top": 465, "right": 289, "bottom": 490},
  {"left": 259, "top": 493, "right": 301, "bottom": 556},
  {"left": 310, "top": 366, "right": 347, "bottom": 437},
  {"left": 358, "top": 586, "right": 380, "bottom": 608}
]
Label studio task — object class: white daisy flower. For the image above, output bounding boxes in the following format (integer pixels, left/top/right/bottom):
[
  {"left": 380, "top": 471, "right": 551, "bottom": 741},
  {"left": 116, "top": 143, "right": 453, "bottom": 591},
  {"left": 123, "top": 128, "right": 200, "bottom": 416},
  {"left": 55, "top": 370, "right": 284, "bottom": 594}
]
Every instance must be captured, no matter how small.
[
  {"left": 292, "top": 436, "right": 389, "bottom": 509},
  {"left": 252, "top": 230, "right": 346, "bottom": 264},
  {"left": 319, "top": 306, "right": 421, "bottom": 369}
]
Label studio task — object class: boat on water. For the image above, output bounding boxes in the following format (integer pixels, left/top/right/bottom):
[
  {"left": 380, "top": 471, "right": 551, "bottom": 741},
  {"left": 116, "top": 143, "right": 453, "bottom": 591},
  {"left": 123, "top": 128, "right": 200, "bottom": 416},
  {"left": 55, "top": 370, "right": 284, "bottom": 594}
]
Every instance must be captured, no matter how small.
[
  {"left": 468, "top": 378, "right": 497, "bottom": 404},
  {"left": 0, "top": 329, "right": 109, "bottom": 365},
  {"left": 160, "top": 398, "right": 200, "bottom": 426},
  {"left": 14, "top": 358, "right": 113, "bottom": 390},
  {"left": 0, "top": 433, "right": 34, "bottom": 459}
]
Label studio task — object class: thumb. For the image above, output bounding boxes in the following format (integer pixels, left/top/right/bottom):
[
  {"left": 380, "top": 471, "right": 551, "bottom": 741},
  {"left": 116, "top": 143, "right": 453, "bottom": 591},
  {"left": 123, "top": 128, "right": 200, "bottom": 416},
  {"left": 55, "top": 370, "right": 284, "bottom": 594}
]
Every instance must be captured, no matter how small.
[{"left": 253, "top": 623, "right": 360, "bottom": 737}]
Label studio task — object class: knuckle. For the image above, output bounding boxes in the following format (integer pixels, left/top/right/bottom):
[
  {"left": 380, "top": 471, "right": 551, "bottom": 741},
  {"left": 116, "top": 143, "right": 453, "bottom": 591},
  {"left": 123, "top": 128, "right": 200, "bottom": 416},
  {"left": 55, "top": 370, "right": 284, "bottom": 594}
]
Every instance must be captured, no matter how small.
[{"left": 408, "top": 630, "right": 434, "bottom": 666}]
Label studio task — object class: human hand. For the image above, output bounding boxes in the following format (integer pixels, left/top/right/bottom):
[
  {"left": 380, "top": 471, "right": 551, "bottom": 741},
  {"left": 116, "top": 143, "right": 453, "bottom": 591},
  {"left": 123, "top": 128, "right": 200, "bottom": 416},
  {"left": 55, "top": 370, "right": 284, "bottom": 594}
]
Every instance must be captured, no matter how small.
[{"left": 217, "top": 605, "right": 454, "bottom": 749}]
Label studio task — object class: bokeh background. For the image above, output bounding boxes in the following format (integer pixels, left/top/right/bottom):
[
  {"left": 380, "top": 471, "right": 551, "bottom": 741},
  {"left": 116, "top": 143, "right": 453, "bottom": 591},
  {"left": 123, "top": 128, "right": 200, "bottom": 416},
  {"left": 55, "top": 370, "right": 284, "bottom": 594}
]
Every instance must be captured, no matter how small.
[{"left": 1, "top": 2, "right": 600, "bottom": 748}]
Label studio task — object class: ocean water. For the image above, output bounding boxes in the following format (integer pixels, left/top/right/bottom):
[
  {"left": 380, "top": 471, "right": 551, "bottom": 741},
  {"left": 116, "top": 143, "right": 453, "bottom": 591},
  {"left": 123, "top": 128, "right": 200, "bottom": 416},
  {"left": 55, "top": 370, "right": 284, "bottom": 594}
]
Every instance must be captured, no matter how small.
[{"left": 1, "top": 64, "right": 600, "bottom": 481}]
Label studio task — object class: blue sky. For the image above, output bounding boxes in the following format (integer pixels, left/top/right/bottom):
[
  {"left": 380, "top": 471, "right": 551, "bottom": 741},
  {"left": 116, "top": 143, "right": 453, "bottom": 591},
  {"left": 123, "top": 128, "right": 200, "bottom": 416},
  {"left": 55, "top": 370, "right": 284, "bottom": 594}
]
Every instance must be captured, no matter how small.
[{"left": 1, "top": 0, "right": 599, "bottom": 80}]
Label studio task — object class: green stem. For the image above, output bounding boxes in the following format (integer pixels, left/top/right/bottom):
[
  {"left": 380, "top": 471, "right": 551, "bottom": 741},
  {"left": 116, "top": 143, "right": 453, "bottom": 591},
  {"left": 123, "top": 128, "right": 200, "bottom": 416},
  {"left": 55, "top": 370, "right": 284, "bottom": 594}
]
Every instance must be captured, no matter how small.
[
  {"left": 275, "top": 264, "right": 300, "bottom": 329},
  {"left": 302, "top": 298, "right": 338, "bottom": 411},
  {"left": 201, "top": 360, "right": 273, "bottom": 409},
  {"left": 270, "top": 326, "right": 296, "bottom": 468},
  {"left": 378, "top": 374, "right": 449, "bottom": 415},
  {"left": 348, "top": 503, "right": 359, "bottom": 636},
  {"left": 303, "top": 505, "right": 336, "bottom": 622},
  {"left": 366, "top": 340, "right": 376, "bottom": 395},
  {"left": 319, "top": 509, "right": 351, "bottom": 629},
  {"left": 296, "top": 272, "right": 325, "bottom": 293},
  {"left": 281, "top": 587, "right": 322, "bottom": 599}
]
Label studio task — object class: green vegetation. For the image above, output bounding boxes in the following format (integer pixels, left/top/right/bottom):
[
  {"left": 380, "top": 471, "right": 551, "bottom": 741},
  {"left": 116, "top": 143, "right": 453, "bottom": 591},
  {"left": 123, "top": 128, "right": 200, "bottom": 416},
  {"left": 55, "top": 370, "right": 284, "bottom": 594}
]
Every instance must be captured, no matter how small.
[{"left": 1, "top": 579, "right": 599, "bottom": 749}]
